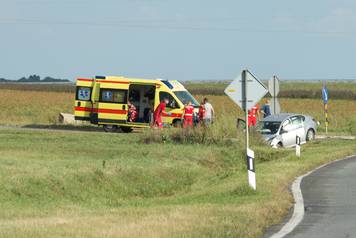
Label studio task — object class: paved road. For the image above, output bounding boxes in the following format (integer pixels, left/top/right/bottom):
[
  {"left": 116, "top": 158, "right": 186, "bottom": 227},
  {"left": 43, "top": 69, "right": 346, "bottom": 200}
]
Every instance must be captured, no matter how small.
[{"left": 286, "top": 156, "right": 356, "bottom": 238}]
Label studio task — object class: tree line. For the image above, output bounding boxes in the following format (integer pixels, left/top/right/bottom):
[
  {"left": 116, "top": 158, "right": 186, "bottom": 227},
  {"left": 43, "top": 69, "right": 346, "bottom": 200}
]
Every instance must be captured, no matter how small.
[{"left": 0, "top": 74, "right": 70, "bottom": 83}]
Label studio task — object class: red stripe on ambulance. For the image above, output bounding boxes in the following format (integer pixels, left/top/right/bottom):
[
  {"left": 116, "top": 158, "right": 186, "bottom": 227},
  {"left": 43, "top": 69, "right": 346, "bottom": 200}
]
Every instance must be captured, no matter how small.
[{"left": 74, "top": 106, "right": 127, "bottom": 114}]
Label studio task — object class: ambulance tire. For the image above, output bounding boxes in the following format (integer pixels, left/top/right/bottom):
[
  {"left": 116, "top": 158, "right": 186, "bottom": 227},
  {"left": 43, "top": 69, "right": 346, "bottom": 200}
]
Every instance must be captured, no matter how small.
[
  {"left": 103, "top": 125, "right": 118, "bottom": 133},
  {"left": 120, "top": 126, "right": 133, "bottom": 133},
  {"left": 172, "top": 119, "right": 182, "bottom": 128}
]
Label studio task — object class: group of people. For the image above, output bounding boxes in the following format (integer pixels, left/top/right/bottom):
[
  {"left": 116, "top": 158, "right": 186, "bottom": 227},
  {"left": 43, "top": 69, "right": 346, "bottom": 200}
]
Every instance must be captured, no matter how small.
[
  {"left": 151, "top": 97, "right": 214, "bottom": 129},
  {"left": 247, "top": 99, "right": 271, "bottom": 127},
  {"left": 129, "top": 96, "right": 269, "bottom": 129},
  {"left": 181, "top": 97, "right": 214, "bottom": 128}
]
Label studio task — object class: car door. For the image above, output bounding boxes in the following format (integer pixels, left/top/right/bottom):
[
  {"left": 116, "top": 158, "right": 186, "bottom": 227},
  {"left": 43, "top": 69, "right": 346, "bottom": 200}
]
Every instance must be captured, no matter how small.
[
  {"left": 291, "top": 116, "right": 306, "bottom": 143},
  {"left": 97, "top": 88, "right": 128, "bottom": 124},
  {"left": 280, "top": 119, "right": 297, "bottom": 147},
  {"left": 159, "top": 91, "right": 182, "bottom": 125}
]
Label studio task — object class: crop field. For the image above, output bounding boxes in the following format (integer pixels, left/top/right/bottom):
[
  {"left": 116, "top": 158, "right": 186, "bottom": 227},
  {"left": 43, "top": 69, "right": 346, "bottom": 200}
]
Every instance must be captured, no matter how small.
[
  {"left": 2, "top": 80, "right": 356, "bottom": 99},
  {"left": 0, "top": 83, "right": 356, "bottom": 238},
  {"left": 0, "top": 87, "right": 355, "bottom": 134}
]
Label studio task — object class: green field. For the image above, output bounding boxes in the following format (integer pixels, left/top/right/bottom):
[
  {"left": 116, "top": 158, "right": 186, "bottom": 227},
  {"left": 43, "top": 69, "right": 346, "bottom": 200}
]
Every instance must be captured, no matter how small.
[
  {"left": 0, "top": 128, "right": 356, "bottom": 238},
  {"left": 0, "top": 83, "right": 356, "bottom": 237}
]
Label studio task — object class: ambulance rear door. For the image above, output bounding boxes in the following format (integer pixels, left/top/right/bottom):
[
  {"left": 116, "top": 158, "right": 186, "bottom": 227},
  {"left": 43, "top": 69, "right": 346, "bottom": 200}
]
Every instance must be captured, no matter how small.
[
  {"left": 74, "top": 78, "right": 94, "bottom": 121},
  {"left": 97, "top": 84, "right": 129, "bottom": 125}
]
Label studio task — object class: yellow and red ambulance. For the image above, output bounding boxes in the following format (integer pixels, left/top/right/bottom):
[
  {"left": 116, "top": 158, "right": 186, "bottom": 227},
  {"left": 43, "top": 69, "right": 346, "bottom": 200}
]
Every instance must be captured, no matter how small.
[{"left": 74, "top": 75, "right": 199, "bottom": 132}]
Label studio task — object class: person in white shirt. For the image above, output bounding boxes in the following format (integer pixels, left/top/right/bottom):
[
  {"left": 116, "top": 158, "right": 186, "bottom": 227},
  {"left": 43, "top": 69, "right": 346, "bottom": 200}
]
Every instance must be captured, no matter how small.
[{"left": 203, "top": 97, "right": 214, "bottom": 125}]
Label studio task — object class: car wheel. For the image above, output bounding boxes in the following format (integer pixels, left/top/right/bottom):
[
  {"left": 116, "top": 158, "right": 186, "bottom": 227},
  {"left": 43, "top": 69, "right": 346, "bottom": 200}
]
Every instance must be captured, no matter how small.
[
  {"left": 306, "top": 129, "right": 315, "bottom": 141},
  {"left": 103, "top": 125, "right": 118, "bottom": 133},
  {"left": 121, "top": 126, "right": 133, "bottom": 133}
]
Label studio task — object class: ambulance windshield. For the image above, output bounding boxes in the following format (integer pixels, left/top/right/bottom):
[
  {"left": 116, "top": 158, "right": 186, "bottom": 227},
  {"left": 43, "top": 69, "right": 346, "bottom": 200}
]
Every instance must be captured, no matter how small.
[{"left": 174, "top": 91, "right": 199, "bottom": 107}]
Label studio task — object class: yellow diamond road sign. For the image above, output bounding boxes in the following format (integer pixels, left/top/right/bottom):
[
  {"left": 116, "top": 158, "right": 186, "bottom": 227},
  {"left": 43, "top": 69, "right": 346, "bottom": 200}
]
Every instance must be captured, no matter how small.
[{"left": 224, "top": 70, "right": 268, "bottom": 111}]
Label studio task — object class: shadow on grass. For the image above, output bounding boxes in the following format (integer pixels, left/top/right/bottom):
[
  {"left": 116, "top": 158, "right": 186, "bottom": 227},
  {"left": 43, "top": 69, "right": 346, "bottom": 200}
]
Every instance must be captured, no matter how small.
[{"left": 21, "top": 124, "right": 103, "bottom": 132}]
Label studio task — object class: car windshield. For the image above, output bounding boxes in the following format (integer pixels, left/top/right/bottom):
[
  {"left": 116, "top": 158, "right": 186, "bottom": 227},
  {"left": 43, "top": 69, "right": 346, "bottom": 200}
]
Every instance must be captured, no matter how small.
[
  {"left": 174, "top": 91, "right": 199, "bottom": 107},
  {"left": 259, "top": 121, "right": 281, "bottom": 134}
]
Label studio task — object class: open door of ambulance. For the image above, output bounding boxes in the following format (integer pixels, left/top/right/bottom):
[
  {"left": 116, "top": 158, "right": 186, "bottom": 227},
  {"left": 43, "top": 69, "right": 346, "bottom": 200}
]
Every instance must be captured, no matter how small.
[{"left": 97, "top": 87, "right": 128, "bottom": 125}]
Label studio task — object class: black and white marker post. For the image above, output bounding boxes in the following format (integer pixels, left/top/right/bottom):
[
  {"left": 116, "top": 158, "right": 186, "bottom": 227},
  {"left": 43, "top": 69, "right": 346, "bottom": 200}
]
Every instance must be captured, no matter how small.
[
  {"left": 224, "top": 70, "right": 268, "bottom": 190},
  {"left": 296, "top": 135, "right": 301, "bottom": 157},
  {"left": 242, "top": 70, "right": 256, "bottom": 190}
]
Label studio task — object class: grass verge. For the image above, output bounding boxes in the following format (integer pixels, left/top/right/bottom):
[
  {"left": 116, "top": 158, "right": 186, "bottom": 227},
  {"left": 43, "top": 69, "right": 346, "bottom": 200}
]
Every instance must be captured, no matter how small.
[{"left": 0, "top": 128, "right": 355, "bottom": 237}]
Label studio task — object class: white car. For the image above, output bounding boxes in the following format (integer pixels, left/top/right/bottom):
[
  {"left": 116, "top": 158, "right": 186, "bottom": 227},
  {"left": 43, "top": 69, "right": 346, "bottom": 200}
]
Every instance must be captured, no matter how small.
[{"left": 259, "top": 113, "right": 318, "bottom": 148}]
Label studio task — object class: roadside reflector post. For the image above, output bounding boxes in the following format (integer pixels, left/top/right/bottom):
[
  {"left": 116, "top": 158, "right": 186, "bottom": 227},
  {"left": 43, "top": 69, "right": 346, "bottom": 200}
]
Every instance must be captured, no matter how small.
[
  {"left": 296, "top": 136, "right": 301, "bottom": 157},
  {"left": 247, "top": 148, "right": 256, "bottom": 190}
]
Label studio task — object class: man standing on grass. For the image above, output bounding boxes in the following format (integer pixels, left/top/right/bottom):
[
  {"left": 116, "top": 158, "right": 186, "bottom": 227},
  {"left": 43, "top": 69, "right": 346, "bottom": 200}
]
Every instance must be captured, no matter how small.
[
  {"left": 248, "top": 104, "right": 260, "bottom": 127},
  {"left": 152, "top": 98, "right": 171, "bottom": 128},
  {"left": 203, "top": 98, "right": 214, "bottom": 126},
  {"left": 182, "top": 101, "right": 194, "bottom": 128},
  {"left": 260, "top": 99, "right": 271, "bottom": 118}
]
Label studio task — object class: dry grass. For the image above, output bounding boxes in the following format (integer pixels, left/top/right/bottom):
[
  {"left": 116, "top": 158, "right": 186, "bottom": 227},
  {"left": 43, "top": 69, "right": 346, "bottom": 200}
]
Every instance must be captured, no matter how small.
[
  {"left": 0, "top": 90, "right": 73, "bottom": 125},
  {"left": 1, "top": 89, "right": 355, "bottom": 133}
]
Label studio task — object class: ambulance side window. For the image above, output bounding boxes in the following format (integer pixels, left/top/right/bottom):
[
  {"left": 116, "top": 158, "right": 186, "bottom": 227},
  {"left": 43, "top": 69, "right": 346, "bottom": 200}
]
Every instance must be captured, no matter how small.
[
  {"left": 100, "top": 89, "right": 127, "bottom": 104},
  {"left": 76, "top": 87, "right": 91, "bottom": 101},
  {"left": 159, "top": 92, "right": 179, "bottom": 109}
]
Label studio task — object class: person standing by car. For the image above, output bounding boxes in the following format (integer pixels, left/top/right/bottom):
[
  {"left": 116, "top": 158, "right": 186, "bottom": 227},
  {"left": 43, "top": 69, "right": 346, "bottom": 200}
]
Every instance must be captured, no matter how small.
[
  {"left": 248, "top": 104, "right": 260, "bottom": 127},
  {"left": 152, "top": 98, "right": 170, "bottom": 128},
  {"left": 182, "top": 101, "right": 194, "bottom": 128},
  {"left": 260, "top": 99, "right": 271, "bottom": 118},
  {"left": 203, "top": 98, "right": 214, "bottom": 126}
]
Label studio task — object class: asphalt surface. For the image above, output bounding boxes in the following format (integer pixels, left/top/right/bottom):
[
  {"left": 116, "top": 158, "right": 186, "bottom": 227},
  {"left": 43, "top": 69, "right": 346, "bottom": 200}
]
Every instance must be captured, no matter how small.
[{"left": 285, "top": 156, "right": 356, "bottom": 238}]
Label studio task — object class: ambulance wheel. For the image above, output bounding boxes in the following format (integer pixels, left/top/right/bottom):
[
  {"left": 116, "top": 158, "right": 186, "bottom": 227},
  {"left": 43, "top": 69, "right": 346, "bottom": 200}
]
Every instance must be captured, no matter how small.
[
  {"left": 103, "top": 125, "right": 118, "bottom": 133},
  {"left": 306, "top": 129, "right": 315, "bottom": 141},
  {"left": 121, "top": 126, "right": 133, "bottom": 133}
]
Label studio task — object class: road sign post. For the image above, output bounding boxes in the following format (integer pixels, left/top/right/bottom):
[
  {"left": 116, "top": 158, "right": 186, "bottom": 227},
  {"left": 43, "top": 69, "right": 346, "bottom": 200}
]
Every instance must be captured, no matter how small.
[
  {"left": 322, "top": 82, "right": 329, "bottom": 134},
  {"left": 268, "top": 76, "right": 281, "bottom": 115},
  {"left": 225, "top": 69, "right": 268, "bottom": 190}
]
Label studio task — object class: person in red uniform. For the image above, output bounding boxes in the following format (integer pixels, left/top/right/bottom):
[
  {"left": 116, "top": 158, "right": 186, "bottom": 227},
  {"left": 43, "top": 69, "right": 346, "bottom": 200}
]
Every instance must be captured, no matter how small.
[
  {"left": 248, "top": 104, "right": 260, "bottom": 127},
  {"left": 198, "top": 101, "right": 205, "bottom": 126},
  {"left": 152, "top": 98, "right": 170, "bottom": 128},
  {"left": 128, "top": 101, "right": 137, "bottom": 122},
  {"left": 183, "top": 101, "right": 194, "bottom": 128}
]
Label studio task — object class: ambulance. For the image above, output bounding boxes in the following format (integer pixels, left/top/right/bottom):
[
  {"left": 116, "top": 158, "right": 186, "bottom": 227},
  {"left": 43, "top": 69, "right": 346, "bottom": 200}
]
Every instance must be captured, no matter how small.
[{"left": 74, "top": 75, "right": 199, "bottom": 132}]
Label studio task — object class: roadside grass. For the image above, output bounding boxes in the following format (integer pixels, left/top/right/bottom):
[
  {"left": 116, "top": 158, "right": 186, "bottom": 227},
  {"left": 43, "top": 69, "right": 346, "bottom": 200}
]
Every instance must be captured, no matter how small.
[{"left": 0, "top": 128, "right": 356, "bottom": 237}]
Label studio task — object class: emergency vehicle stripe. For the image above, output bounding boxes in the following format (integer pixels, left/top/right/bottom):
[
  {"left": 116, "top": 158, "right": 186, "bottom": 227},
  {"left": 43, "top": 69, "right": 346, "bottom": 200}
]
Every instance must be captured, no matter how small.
[
  {"left": 163, "top": 113, "right": 182, "bottom": 118},
  {"left": 77, "top": 78, "right": 93, "bottom": 82},
  {"left": 97, "top": 108, "right": 127, "bottom": 114},
  {"left": 74, "top": 106, "right": 127, "bottom": 114},
  {"left": 74, "top": 106, "right": 92, "bottom": 112}
]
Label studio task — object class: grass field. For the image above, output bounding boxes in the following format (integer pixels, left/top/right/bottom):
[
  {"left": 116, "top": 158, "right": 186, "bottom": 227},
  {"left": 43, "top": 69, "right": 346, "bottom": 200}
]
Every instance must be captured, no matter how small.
[
  {"left": 2, "top": 81, "right": 356, "bottom": 99},
  {"left": 1, "top": 89, "right": 355, "bottom": 134},
  {"left": 0, "top": 128, "right": 356, "bottom": 238},
  {"left": 0, "top": 129, "right": 356, "bottom": 238},
  {"left": 0, "top": 85, "right": 356, "bottom": 237}
]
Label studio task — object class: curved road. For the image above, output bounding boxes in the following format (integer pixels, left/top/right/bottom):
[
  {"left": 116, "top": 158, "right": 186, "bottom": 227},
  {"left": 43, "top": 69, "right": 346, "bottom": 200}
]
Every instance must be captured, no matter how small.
[{"left": 286, "top": 156, "right": 356, "bottom": 238}]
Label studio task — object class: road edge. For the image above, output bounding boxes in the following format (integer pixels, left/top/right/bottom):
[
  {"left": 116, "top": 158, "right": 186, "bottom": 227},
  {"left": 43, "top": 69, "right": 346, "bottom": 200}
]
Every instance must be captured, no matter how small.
[{"left": 269, "top": 154, "right": 356, "bottom": 238}]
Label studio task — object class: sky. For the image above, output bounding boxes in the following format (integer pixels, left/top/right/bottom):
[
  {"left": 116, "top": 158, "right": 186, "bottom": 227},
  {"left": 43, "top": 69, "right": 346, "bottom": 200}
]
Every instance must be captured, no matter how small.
[{"left": 1, "top": 0, "right": 356, "bottom": 81}]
